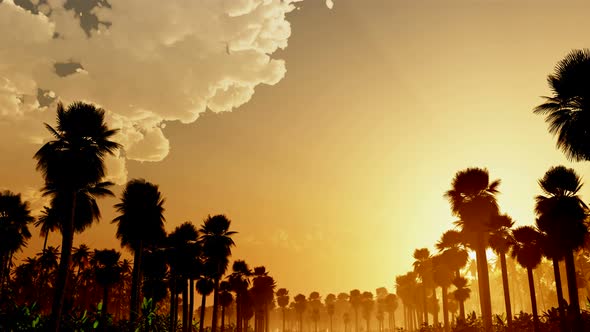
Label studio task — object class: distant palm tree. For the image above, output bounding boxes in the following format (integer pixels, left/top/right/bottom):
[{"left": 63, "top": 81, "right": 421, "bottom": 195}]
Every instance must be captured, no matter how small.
[
  {"left": 309, "top": 291, "right": 321, "bottom": 332},
  {"left": 445, "top": 168, "right": 500, "bottom": 331},
  {"left": 436, "top": 230, "right": 469, "bottom": 321},
  {"left": 228, "top": 260, "right": 251, "bottom": 332},
  {"left": 113, "top": 179, "right": 166, "bottom": 322},
  {"left": 488, "top": 214, "right": 515, "bottom": 331},
  {"left": 342, "top": 312, "right": 350, "bottom": 332},
  {"left": 252, "top": 267, "right": 276, "bottom": 332},
  {"left": 360, "top": 292, "right": 374, "bottom": 332},
  {"left": 450, "top": 276, "right": 470, "bottom": 324},
  {"left": 395, "top": 272, "right": 418, "bottom": 331},
  {"left": 197, "top": 277, "right": 215, "bottom": 332},
  {"left": 34, "top": 101, "right": 119, "bottom": 331},
  {"left": 533, "top": 49, "right": 590, "bottom": 162},
  {"left": 219, "top": 280, "right": 234, "bottom": 332},
  {"left": 277, "top": 288, "right": 290, "bottom": 332},
  {"left": 294, "top": 294, "right": 307, "bottom": 332},
  {"left": 413, "top": 248, "right": 432, "bottom": 326},
  {"left": 325, "top": 293, "right": 336, "bottom": 332},
  {"left": 0, "top": 191, "right": 33, "bottom": 293},
  {"left": 383, "top": 294, "right": 398, "bottom": 332},
  {"left": 349, "top": 289, "right": 362, "bottom": 332},
  {"left": 93, "top": 249, "right": 122, "bottom": 328},
  {"left": 199, "top": 214, "right": 237, "bottom": 332},
  {"left": 35, "top": 205, "right": 59, "bottom": 252},
  {"left": 433, "top": 252, "right": 454, "bottom": 332},
  {"left": 511, "top": 226, "right": 543, "bottom": 332},
  {"left": 535, "top": 165, "right": 588, "bottom": 327}
]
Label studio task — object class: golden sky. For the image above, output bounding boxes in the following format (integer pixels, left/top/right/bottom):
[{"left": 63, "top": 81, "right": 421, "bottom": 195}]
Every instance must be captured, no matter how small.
[{"left": 2, "top": 0, "right": 590, "bottom": 298}]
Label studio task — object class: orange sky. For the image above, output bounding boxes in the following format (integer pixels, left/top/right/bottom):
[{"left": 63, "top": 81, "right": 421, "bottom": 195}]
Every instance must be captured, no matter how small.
[{"left": 2, "top": 0, "right": 590, "bottom": 298}]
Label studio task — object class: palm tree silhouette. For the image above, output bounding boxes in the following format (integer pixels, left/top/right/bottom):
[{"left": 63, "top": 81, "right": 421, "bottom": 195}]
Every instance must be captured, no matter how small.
[
  {"left": 309, "top": 291, "right": 321, "bottom": 332},
  {"left": 383, "top": 293, "right": 398, "bottom": 332},
  {"left": 488, "top": 213, "right": 515, "bottom": 331},
  {"left": 413, "top": 248, "right": 432, "bottom": 327},
  {"left": 445, "top": 167, "right": 500, "bottom": 331},
  {"left": 337, "top": 293, "right": 350, "bottom": 332},
  {"left": 199, "top": 214, "right": 237, "bottom": 332},
  {"left": 433, "top": 252, "right": 454, "bottom": 332},
  {"left": 197, "top": 277, "right": 215, "bottom": 332},
  {"left": 535, "top": 165, "right": 588, "bottom": 328},
  {"left": 228, "top": 260, "right": 252, "bottom": 332},
  {"left": 113, "top": 178, "right": 166, "bottom": 322},
  {"left": 436, "top": 230, "right": 469, "bottom": 322},
  {"left": 450, "top": 276, "right": 470, "bottom": 325},
  {"left": 325, "top": 293, "right": 336, "bottom": 332},
  {"left": 533, "top": 49, "right": 590, "bottom": 162},
  {"left": 34, "top": 101, "right": 119, "bottom": 331},
  {"left": 395, "top": 272, "right": 418, "bottom": 331},
  {"left": 35, "top": 205, "right": 59, "bottom": 252},
  {"left": 293, "top": 294, "right": 307, "bottom": 332},
  {"left": 511, "top": 226, "right": 543, "bottom": 332},
  {"left": 277, "top": 288, "right": 290, "bottom": 332},
  {"left": 349, "top": 289, "right": 362, "bottom": 332},
  {"left": 342, "top": 312, "right": 350, "bottom": 332},
  {"left": 0, "top": 190, "right": 33, "bottom": 295},
  {"left": 219, "top": 280, "right": 234, "bottom": 332},
  {"left": 251, "top": 266, "right": 276, "bottom": 332},
  {"left": 93, "top": 248, "right": 122, "bottom": 328},
  {"left": 360, "top": 291, "right": 374, "bottom": 332}
]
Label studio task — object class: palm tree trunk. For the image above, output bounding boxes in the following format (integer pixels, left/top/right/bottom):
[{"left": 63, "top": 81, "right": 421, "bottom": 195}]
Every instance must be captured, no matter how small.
[
  {"left": 282, "top": 308, "right": 286, "bottom": 332},
  {"left": 130, "top": 240, "right": 143, "bottom": 323},
  {"left": 212, "top": 277, "right": 220, "bottom": 332},
  {"left": 526, "top": 268, "right": 539, "bottom": 332},
  {"left": 432, "top": 287, "right": 438, "bottom": 327},
  {"left": 102, "top": 285, "right": 109, "bottom": 332},
  {"left": 43, "top": 232, "right": 49, "bottom": 252},
  {"left": 221, "top": 305, "right": 226, "bottom": 332},
  {"left": 199, "top": 293, "right": 207, "bottom": 332},
  {"left": 299, "top": 313, "right": 303, "bottom": 332},
  {"left": 475, "top": 235, "right": 492, "bottom": 332},
  {"left": 265, "top": 304, "right": 270, "bottom": 332},
  {"left": 190, "top": 278, "right": 195, "bottom": 332},
  {"left": 329, "top": 314, "right": 333, "bottom": 332},
  {"left": 236, "top": 293, "right": 242, "bottom": 332},
  {"left": 183, "top": 278, "right": 189, "bottom": 332},
  {"left": 551, "top": 257, "right": 568, "bottom": 332},
  {"left": 392, "top": 309, "right": 396, "bottom": 331},
  {"left": 441, "top": 286, "right": 449, "bottom": 332},
  {"left": 422, "top": 285, "right": 428, "bottom": 327},
  {"left": 499, "top": 253, "right": 513, "bottom": 331},
  {"left": 170, "top": 276, "right": 177, "bottom": 330},
  {"left": 564, "top": 251, "right": 583, "bottom": 330},
  {"left": 354, "top": 308, "right": 359, "bottom": 332},
  {"left": 50, "top": 191, "right": 76, "bottom": 332}
]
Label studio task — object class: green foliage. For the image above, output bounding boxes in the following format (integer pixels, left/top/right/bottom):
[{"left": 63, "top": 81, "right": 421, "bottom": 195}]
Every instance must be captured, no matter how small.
[
  {"left": 0, "top": 302, "right": 45, "bottom": 331},
  {"left": 134, "top": 298, "right": 169, "bottom": 332}
]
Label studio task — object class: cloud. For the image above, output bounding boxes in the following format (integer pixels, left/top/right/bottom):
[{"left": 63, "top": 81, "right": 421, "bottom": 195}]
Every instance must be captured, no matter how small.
[{"left": 0, "top": 0, "right": 332, "bottom": 184}]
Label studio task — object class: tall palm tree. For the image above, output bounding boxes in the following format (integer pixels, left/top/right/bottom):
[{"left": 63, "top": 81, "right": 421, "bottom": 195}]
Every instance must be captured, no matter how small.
[
  {"left": 533, "top": 48, "right": 590, "bottom": 162},
  {"left": 94, "top": 249, "right": 122, "bottom": 328},
  {"left": 199, "top": 214, "right": 237, "bottom": 332},
  {"left": 277, "top": 288, "right": 290, "bottom": 332},
  {"left": 511, "top": 226, "right": 543, "bottom": 332},
  {"left": 535, "top": 165, "right": 588, "bottom": 327},
  {"left": 309, "top": 291, "right": 321, "bottom": 332},
  {"left": 113, "top": 179, "right": 166, "bottom": 322},
  {"left": 293, "top": 294, "right": 307, "bottom": 332},
  {"left": 0, "top": 191, "right": 33, "bottom": 293},
  {"left": 488, "top": 213, "right": 515, "bottom": 331},
  {"left": 219, "top": 281, "right": 234, "bottom": 332},
  {"left": 383, "top": 294, "right": 398, "bottom": 332},
  {"left": 349, "top": 289, "right": 362, "bottom": 332},
  {"left": 252, "top": 266, "right": 276, "bottom": 332},
  {"left": 197, "top": 277, "right": 215, "bottom": 332},
  {"left": 325, "top": 293, "right": 336, "bottom": 332},
  {"left": 228, "top": 260, "right": 251, "bottom": 332},
  {"left": 433, "top": 252, "right": 454, "bottom": 332},
  {"left": 34, "top": 102, "right": 119, "bottom": 331},
  {"left": 445, "top": 167, "right": 500, "bottom": 331},
  {"left": 395, "top": 272, "right": 418, "bottom": 331},
  {"left": 451, "top": 276, "right": 471, "bottom": 323},
  {"left": 360, "top": 291, "right": 374, "bottom": 332}
]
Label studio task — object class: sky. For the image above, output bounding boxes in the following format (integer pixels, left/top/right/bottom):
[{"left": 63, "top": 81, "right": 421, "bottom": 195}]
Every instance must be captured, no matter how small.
[{"left": 1, "top": 0, "right": 590, "bottom": 298}]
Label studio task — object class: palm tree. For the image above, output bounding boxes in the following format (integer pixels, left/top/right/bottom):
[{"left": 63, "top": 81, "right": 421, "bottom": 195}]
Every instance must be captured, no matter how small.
[
  {"left": 395, "top": 272, "right": 418, "bottom": 331},
  {"left": 199, "top": 214, "right": 237, "bottom": 332},
  {"left": 113, "top": 179, "right": 166, "bottom": 322},
  {"left": 445, "top": 167, "right": 500, "bottom": 331},
  {"left": 433, "top": 252, "right": 454, "bottom": 332},
  {"left": 360, "top": 292, "right": 374, "bottom": 332},
  {"left": 252, "top": 267, "right": 276, "bottom": 332},
  {"left": 511, "top": 226, "right": 543, "bottom": 332},
  {"left": 277, "top": 288, "right": 290, "bottom": 332},
  {"left": 309, "top": 291, "right": 321, "bottom": 332},
  {"left": 342, "top": 312, "right": 350, "bottom": 332},
  {"left": 451, "top": 276, "right": 471, "bottom": 324},
  {"left": 35, "top": 205, "right": 59, "bottom": 252},
  {"left": 228, "top": 260, "right": 251, "bottom": 332},
  {"left": 535, "top": 166, "right": 588, "bottom": 327},
  {"left": 197, "top": 277, "right": 215, "bottom": 332},
  {"left": 94, "top": 249, "right": 122, "bottom": 328},
  {"left": 167, "top": 222, "right": 201, "bottom": 332},
  {"left": 293, "top": 294, "right": 307, "bottom": 332},
  {"left": 34, "top": 102, "right": 119, "bottom": 331},
  {"left": 488, "top": 214, "right": 515, "bottom": 331},
  {"left": 413, "top": 248, "right": 432, "bottom": 326},
  {"left": 533, "top": 49, "right": 590, "bottom": 162},
  {"left": 325, "top": 293, "right": 336, "bottom": 332},
  {"left": 383, "top": 294, "right": 398, "bottom": 332},
  {"left": 436, "top": 230, "right": 469, "bottom": 321},
  {"left": 0, "top": 191, "right": 34, "bottom": 293},
  {"left": 219, "top": 281, "right": 234, "bottom": 332},
  {"left": 349, "top": 289, "right": 362, "bottom": 332}
]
